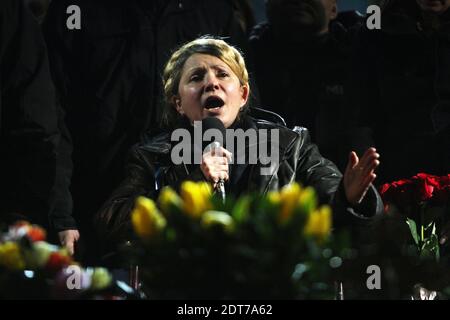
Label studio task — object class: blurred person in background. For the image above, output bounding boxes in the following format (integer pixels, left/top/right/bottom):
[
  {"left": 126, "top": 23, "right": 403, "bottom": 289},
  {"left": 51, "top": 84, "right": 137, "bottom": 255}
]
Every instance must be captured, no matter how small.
[
  {"left": 0, "top": 0, "right": 78, "bottom": 254},
  {"left": 249, "top": 0, "right": 362, "bottom": 171},
  {"left": 349, "top": 0, "right": 450, "bottom": 184}
]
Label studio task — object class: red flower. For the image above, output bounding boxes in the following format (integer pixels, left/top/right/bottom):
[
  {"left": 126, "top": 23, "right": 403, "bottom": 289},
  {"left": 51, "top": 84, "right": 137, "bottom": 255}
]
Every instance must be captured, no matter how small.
[
  {"left": 27, "top": 226, "right": 47, "bottom": 242},
  {"left": 379, "top": 178, "right": 415, "bottom": 209},
  {"left": 434, "top": 174, "right": 450, "bottom": 203},
  {"left": 379, "top": 173, "right": 450, "bottom": 213},
  {"left": 45, "top": 252, "right": 73, "bottom": 274},
  {"left": 412, "top": 173, "right": 439, "bottom": 202}
]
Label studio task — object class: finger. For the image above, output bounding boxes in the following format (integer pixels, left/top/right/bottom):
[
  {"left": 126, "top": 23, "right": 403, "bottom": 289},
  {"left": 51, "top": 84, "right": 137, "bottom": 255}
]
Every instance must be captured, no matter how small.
[
  {"left": 358, "top": 147, "right": 378, "bottom": 164},
  {"left": 211, "top": 146, "right": 228, "bottom": 157},
  {"left": 214, "top": 164, "right": 229, "bottom": 173},
  {"left": 202, "top": 153, "right": 212, "bottom": 164},
  {"left": 66, "top": 241, "right": 75, "bottom": 256},
  {"left": 359, "top": 151, "right": 380, "bottom": 169},
  {"left": 205, "top": 151, "right": 230, "bottom": 163},
  {"left": 204, "top": 155, "right": 228, "bottom": 167},
  {"left": 353, "top": 173, "right": 376, "bottom": 204},
  {"left": 200, "top": 162, "right": 215, "bottom": 181},
  {"left": 210, "top": 164, "right": 227, "bottom": 176},
  {"left": 212, "top": 171, "right": 229, "bottom": 183},
  {"left": 345, "top": 151, "right": 358, "bottom": 174},
  {"left": 221, "top": 148, "right": 233, "bottom": 162},
  {"left": 218, "top": 155, "right": 229, "bottom": 165},
  {"left": 209, "top": 171, "right": 219, "bottom": 183},
  {"left": 219, "top": 171, "right": 229, "bottom": 181},
  {"left": 363, "top": 147, "right": 377, "bottom": 157},
  {"left": 362, "top": 158, "right": 380, "bottom": 177},
  {"left": 361, "top": 173, "right": 376, "bottom": 190},
  {"left": 210, "top": 156, "right": 228, "bottom": 166},
  {"left": 210, "top": 145, "right": 218, "bottom": 157}
]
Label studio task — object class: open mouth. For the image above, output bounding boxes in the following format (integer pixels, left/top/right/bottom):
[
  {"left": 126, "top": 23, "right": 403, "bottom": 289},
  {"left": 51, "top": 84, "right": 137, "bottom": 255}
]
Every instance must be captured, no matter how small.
[{"left": 204, "top": 96, "right": 225, "bottom": 110}]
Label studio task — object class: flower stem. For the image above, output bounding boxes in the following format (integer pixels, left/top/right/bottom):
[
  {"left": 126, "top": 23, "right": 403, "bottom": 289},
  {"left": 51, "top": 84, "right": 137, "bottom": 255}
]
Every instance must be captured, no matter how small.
[{"left": 421, "top": 224, "right": 424, "bottom": 243}]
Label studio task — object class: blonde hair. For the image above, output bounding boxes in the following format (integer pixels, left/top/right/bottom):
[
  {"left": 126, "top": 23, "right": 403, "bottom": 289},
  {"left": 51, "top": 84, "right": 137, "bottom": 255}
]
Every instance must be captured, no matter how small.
[{"left": 161, "top": 37, "right": 250, "bottom": 127}]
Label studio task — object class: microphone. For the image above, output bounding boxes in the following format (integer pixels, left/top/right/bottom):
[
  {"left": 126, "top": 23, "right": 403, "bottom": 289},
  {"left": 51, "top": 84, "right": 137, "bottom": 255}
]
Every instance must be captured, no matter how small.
[
  {"left": 206, "top": 141, "right": 226, "bottom": 202},
  {"left": 201, "top": 117, "right": 227, "bottom": 201}
]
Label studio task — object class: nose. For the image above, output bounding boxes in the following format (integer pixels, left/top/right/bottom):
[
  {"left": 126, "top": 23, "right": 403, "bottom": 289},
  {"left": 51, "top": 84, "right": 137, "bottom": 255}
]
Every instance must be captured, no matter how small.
[{"left": 204, "top": 71, "right": 220, "bottom": 92}]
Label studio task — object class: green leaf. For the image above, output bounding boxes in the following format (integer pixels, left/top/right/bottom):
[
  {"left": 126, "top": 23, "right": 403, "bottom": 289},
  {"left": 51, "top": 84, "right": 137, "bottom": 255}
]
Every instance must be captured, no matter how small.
[
  {"left": 424, "top": 221, "right": 434, "bottom": 232},
  {"left": 406, "top": 218, "right": 419, "bottom": 246},
  {"left": 435, "top": 241, "right": 440, "bottom": 263},
  {"left": 420, "top": 234, "right": 440, "bottom": 262},
  {"left": 430, "top": 233, "right": 440, "bottom": 262},
  {"left": 231, "top": 195, "right": 251, "bottom": 224}
]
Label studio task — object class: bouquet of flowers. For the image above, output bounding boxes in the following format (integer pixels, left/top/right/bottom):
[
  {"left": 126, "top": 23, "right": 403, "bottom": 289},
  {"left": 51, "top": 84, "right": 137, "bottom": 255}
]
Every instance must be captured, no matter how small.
[
  {"left": 316, "top": 174, "right": 450, "bottom": 300},
  {"left": 127, "top": 181, "right": 350, "bottom": 299},
  {"left": 380, "top": 173, "right": 450, "bottom": 260},
  {"left": 375, "top": 173, "right": 450, "bottom": 299},
  {"left": 0, "top": 221, "right": 115, "bottom": 299}
]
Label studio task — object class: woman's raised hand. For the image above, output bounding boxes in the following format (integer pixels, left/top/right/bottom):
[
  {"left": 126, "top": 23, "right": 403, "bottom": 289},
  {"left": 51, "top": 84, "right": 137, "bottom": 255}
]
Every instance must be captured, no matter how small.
[{"left": 343, "top": 147, "right": 380, "bottom": 205}]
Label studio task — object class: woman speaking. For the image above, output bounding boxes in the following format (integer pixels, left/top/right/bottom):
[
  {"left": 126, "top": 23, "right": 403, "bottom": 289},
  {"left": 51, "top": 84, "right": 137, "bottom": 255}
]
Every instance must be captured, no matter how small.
[{"left": 95, "top": 37, "right": 383, "bottom": 253}]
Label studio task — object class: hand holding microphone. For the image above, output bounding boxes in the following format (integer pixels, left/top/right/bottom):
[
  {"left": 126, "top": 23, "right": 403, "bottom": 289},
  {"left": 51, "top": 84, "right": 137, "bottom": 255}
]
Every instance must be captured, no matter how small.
[
  {"left": 200, "top": 141, "right": 232, "bottom": 190},
  {"left": 199, "top": 117, "right": 231, "bottom": 200}
]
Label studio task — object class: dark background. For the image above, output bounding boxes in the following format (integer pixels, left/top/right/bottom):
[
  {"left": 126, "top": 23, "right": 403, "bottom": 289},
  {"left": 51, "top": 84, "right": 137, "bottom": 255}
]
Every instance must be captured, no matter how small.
[{"left": 250, "top": 0, "right": 369, "bottom": 23}]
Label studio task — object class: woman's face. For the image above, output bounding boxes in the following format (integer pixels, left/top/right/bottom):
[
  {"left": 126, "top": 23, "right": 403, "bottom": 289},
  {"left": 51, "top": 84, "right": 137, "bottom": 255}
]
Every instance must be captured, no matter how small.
[
  {"left": 417, "top": 0, "right": 450, "bottom": 14},
  {"left": 175, "top": 53, "right": 249, "bottom": 128}
]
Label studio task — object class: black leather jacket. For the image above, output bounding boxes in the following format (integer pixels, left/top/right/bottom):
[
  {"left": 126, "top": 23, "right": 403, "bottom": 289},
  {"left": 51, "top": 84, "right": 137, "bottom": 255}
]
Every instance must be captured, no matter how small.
[{"left": 95, "top": 116, "right": 383, "bottom": 253}]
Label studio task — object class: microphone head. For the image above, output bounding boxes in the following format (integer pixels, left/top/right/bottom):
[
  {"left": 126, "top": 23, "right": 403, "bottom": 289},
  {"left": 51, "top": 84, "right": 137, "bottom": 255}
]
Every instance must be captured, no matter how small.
[
  {"left": 202, "top": 117, "right": 225, "bottom": 133},
  {"left": 201, "top": 117, "right": 226, "bottom": 149}
]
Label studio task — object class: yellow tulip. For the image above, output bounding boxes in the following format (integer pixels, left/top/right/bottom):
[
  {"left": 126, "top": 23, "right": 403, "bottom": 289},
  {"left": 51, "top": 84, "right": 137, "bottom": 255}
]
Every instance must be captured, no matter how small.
[
  {"left": 303, "top": 205, "right": 332, "bottom": 242},
  {"left": 278, "top": 183, "right": 302, "bottom": 224},
  {"left": 131, "top": 196, "right": 167, "bottom": 240},
  {"left": 0, "top": 241, "right": 25, "bottom": 270},
  {"left": 180, "top": 181, "right": 212, "bottom": 218},
  {"left": 298, "top": 186, "right": 317, "bottom": 214},
  {"left": 201, "top": 211, "right": 235, "bottom": 234},
  {"left": 267, "top": 191, "right": 281, "bottom": 205},
  {"left": 158, "top": 186, "right": 182, "bottom": 213}
]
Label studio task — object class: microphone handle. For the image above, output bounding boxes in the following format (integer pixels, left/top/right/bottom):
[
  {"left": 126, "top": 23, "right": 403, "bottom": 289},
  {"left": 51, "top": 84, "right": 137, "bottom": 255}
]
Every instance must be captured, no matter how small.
[
  {"left": 216, "top": 179, "right": 226, "bottom": 202},
  {"left": 207, "top": 141, "right": 226, "bottom": 202}
]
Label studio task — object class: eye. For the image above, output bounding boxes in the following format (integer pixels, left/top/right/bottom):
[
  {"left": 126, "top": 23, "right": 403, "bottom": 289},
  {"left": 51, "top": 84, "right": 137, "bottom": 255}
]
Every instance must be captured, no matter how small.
[
  {"left": 189, "top": 73, "right": 202, "bottom": 82},
  {"left": 217, "top": 70, "right": 229, "bottom": 78}
]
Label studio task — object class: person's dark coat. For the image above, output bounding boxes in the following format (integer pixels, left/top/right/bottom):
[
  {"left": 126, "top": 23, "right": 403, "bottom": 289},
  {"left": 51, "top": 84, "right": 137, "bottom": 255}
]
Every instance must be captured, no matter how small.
[
  {"left": 349, "top": 3, "right": 450, "bottom": 183},
  {"left": 0, "top": 0, "right": 75, "bottom": 231},
  {"left": 42, "top": 0, "right": 253, "bottom": 232},
  {"left": 249, "top": 20, "right": 357, "bottom": 171},
  {"left": 95, "top": 115, "right": 383, "bottom": 254}
]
